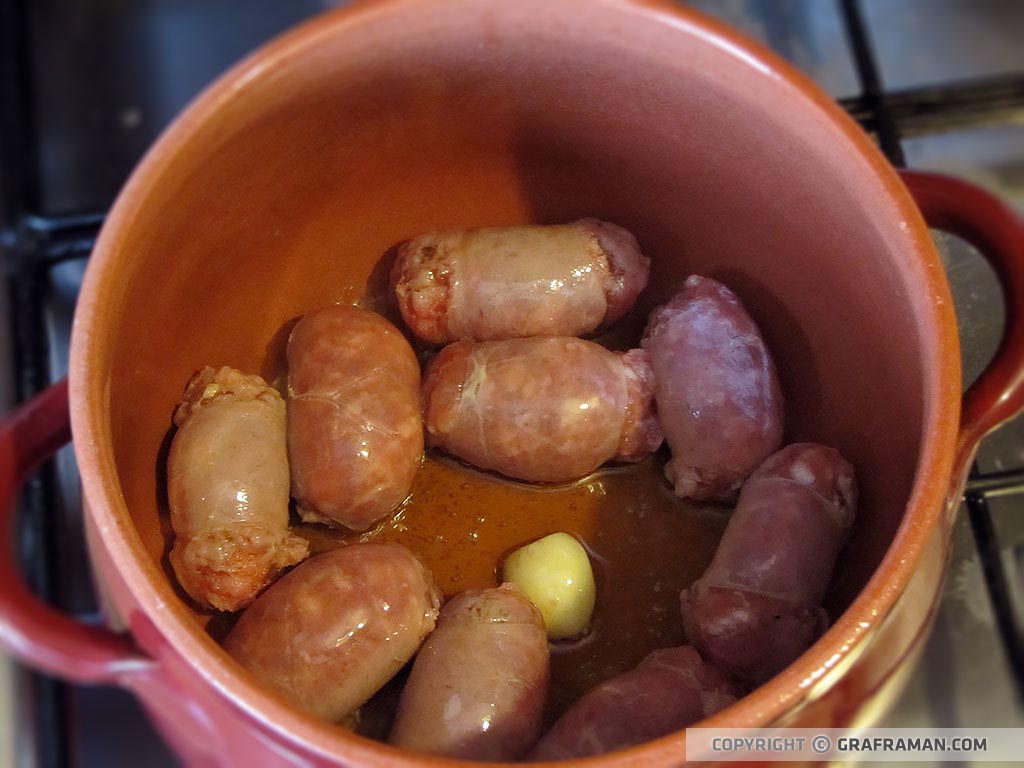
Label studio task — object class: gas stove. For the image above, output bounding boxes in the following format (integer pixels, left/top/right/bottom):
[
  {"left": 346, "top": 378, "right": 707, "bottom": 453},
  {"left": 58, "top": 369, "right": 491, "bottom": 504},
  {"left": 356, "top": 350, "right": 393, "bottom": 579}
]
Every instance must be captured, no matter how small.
[{"left": 2, "top": 1, "right": 1022, "bottom": 766}]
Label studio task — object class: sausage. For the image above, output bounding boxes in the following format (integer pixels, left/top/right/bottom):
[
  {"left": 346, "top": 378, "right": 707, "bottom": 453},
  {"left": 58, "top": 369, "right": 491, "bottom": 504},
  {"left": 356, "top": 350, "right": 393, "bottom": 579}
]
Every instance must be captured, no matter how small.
[
  {"left": 641, "top": 275, "right": 784, "bottom": 500},
  {"left": 422, "top": 338, "right": 662, "bottom": 483},
  {"left": 392, "top": 219, "right": 650, "bottom": 344},
  {"left": 529, "top": 646, "right": 737, "bottom": 761},
  {"left": 390, "top": 583, "right": 549, "bottom": 761},
  {"left": 680, "top": 443, "right": 857, "bottom": 683},
  {"left": 223, "top": 543, "right": 440, "bottom": 722},
  {"left": 287, "top": 305, "right": 423, "bottom": 530},
  {"left": 168, "top": 366, "right": 308, "bottom": 612}
]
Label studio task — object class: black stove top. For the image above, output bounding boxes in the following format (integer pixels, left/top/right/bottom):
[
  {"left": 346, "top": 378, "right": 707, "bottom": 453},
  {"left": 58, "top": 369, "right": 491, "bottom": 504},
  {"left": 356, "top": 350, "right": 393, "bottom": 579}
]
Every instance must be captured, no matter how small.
[{"left": 2, "top": 1, "right": 1023, "bottom": 766}]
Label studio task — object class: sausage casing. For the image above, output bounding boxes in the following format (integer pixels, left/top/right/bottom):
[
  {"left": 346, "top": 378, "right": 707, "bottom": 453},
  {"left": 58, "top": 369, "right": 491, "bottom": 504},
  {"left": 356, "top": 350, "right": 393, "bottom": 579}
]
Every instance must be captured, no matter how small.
[
  {"left": 392, "top": 219, "right": 650, "bottom": 343},
  {"left": 223, "top": 543, "right": 440, "bottom": 722},
  {"left": 680, "top": 443, "right": 857, "bottom": 682},
  {"left": 287, "top": 305, "right": 423, "bottom": 530},
  {"left": 422, "top": 337, "right": 662, "bottom": 483},
  {"left": 168, "top": 366, "right": 308, "bottom": 612},
  {"left": 530, "top": 646, "right": 737, "bottom": 760},
  {"left": 390, "top": 583, "right": 549, "bottom": 761},
  {"left": 642, "top": 275, "right": 784, "bottom": 500}
]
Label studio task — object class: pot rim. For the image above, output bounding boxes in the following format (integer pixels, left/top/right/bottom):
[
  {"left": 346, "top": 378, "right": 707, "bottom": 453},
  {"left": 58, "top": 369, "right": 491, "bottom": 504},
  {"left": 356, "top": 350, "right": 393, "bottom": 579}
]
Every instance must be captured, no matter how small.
[{"left": 68, "top": 0, "right": 960, "bottom": 764}]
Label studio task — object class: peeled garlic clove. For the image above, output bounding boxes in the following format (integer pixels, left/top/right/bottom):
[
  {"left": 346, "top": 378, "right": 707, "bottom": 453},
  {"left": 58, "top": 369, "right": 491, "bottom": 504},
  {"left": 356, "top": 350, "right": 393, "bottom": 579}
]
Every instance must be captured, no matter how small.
[{"left": 502, "top": 532, "right": 596, "bottom": 640}]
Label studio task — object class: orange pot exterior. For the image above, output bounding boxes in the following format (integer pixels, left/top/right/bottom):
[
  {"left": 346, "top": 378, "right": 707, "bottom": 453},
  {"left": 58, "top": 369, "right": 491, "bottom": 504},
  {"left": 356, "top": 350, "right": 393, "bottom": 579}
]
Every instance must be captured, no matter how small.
[{"left": 1, "top": 1, "right": 1022, "bottom": 766}]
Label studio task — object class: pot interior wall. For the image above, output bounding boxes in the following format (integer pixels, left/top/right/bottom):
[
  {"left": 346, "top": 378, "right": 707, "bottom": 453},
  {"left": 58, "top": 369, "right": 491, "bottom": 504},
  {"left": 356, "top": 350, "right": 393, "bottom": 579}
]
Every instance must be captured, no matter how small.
[{"left": 102, "top": 2, "right": 929, "bottom": 632}]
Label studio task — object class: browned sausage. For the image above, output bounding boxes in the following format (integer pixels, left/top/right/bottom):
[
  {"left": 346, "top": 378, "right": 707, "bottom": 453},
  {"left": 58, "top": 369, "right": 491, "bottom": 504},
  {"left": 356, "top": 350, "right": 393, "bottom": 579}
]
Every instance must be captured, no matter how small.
[
  {"left": 168, "top": 366, "right": 308, "bottom": 612},
  {"left": 680, "top": 443, "right": 857, "bottom": 683},
  {"left": 422, "top": 338, "right": 662, "bottom": 483},
  {"left": 223, "top": 543, "right": 440, "bottom": 723},
  {"left": 287, "top": 305, "right": 423, "bottom": 530},
  {"left": 392, "top": 219, "right": 650, "bottom": 343},
  {"left": 390, "top": 583, "right": 549, "bottom": 760},
  {"left": 642, "top": 275, "right": 784, "bottom": 500},
  {"left": 530, "top": 646, "right": 737, "bottom": 760}
]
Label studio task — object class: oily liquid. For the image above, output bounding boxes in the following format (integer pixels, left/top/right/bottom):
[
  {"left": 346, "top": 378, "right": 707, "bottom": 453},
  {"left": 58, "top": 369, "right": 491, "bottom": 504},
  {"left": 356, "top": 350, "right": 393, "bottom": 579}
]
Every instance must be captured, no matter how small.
[{"left": 295, "top": 449, "right": 727, "bottom": 735}]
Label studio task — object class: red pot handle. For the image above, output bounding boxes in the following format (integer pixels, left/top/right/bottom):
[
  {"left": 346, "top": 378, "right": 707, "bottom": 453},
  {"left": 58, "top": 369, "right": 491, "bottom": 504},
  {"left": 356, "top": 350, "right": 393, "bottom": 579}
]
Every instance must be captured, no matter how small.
[
  {"left": 0, "top": 379, "right": 151, "bottom": 682},
  {"left": 899, "top": 169, "right": 1024, "bottom": 467}
]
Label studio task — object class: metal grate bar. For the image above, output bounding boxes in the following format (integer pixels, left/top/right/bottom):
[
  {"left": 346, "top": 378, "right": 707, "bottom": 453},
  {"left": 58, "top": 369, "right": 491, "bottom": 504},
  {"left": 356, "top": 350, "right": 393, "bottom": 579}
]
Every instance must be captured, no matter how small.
[
  {"left": 838, "top": 0, "right": 906, "bottom": 166},
  {"left": 7, "top": 257, "right": 70, "bottom": 768},
  {"left": 967, "top": 468, "right": 1024, "bottom": 497},
  {"left": 840, "top": 74, "right": 1024, "bottom": 138},
  {"left": 23, "top": 213, "right": 106, "bottom": 237},
  {"left": 965, "top": 489, "right": 1024, "bottom": 695}
]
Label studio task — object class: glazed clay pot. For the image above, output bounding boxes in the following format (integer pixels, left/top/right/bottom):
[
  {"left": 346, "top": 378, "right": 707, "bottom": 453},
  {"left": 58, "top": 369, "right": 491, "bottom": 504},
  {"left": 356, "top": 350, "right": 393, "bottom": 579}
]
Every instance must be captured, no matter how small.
[{"left": 3, "top": 1, "right": 1024, "bottom": 766}]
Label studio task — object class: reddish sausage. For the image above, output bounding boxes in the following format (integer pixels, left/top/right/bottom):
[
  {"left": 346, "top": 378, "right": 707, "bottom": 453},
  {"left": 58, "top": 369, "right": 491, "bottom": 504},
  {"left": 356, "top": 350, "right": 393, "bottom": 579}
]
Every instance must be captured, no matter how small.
[
  {"left": 530, "top": 646, "right": 737, "bottom": 760},
  {"left": 390, "top": 583, "right": 549, "bottom": 760},
  {"left": 287, "top": 305, "right": 423, "bottom": 530},
  {"left": 680, "top": 443, "right": 857, "bottom": 683},
  {"left": 392, "top": 219, "right": 650, "bottom": 343},
  {"left": 642, "top": 275, "right": 784, "bottom": 500},
  {"left": 422, "top": 338, "right": 662, "bottom": 483},
  {"left": 168, "top": 366, "right": 308, "bottom": 612},
  {"left": 223, "top": 543, "right": 440, "bottom": 723}
]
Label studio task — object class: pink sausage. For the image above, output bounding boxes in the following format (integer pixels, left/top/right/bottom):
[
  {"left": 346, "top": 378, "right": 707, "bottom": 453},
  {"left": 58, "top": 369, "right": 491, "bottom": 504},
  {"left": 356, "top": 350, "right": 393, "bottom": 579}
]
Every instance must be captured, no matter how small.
[
  {"left": 223, "top": 543, "right": 440, "bottom": 723},
  {"left": 680, "top": 443, "right": 857, "bottom": 683},
  {"left": 287, "top": 305, "right": 423, "bottom": 530},
  {"left": 392, "top": 219, "right": 650, "bottom": 344},
  {"left": 422, "top": 337, "right": 662, "bottom": 483},
  {"left": 529, "top": 646, "right": 737, "bottom": 761},
  {"left": 168, "top": 366, "right": 309, "bottom": 612},
  {"left": 390, "top": 584, "right": 549, "bottom": 761},
  {"left": 641, "top": 275, "right": 784, "bottom": 501}
]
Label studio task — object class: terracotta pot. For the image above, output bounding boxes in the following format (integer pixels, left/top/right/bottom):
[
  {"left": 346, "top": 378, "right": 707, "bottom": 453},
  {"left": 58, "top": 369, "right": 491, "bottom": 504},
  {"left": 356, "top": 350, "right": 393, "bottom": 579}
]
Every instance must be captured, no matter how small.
[{"left": 3, "top": 0, "right": 1024, "bottom": 765}]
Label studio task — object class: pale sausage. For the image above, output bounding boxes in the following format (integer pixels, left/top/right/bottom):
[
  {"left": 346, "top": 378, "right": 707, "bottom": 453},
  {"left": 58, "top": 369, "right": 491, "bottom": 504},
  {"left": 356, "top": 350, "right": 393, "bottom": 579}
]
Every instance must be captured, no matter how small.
[
  {"left": 287, "top": 305, "right": 423, "bottom": 530},
  {"left": 168, "top": 366, "right": 308, "bottom": 612},
  {"left": 422, "top": 338, "right": 662, "bottom": 483},
  {"left": 392, "top": 219, "right": 649, "bottom": 343},
  {"left": 224, "top": 543, "right": 440, "bottom": 722},
  {"left": 390, "top": 584, "right": 549, "bottom": 760}
]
